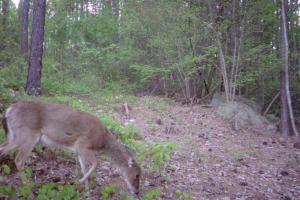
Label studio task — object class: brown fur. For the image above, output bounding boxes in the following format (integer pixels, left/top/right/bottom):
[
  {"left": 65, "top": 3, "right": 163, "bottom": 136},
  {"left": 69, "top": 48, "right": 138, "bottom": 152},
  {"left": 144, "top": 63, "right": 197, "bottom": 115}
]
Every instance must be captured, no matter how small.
[{"left": 0, "top": 101, "right": 141, "bottom": 194}]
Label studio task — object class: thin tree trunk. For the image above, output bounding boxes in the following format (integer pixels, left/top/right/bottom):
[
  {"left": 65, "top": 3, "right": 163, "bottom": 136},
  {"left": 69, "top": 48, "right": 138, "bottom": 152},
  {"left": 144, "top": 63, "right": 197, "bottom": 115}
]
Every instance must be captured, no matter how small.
[
  {"left": 231, "top": 1, "right": 244, "bottom": 101},
  {"left": 2, "top": 0, "right": 9, "bottom": 26},
  {"left": 80, "top": 0, "right": 84, "bottom": 18},
  {"left": 256, "top": 78, "right": 263, "bottom": 105},
  {"left": 197, "top": 71, "right": 204, "bottom": 98},
  {"left": 206, "top": 0, "right": 229, "bottom": 102},
  {"left": 18, "top": 0, "right": 23, "bottom": 20},
  {"left": 280, "top": 72, "right": 291, "bottom": 136},
  {"left": 110, "top": 0, "right": 119, "bottom": 43},
  {"left": 20, "top": 0, "right": 30, "bottom": 59},
  {"left": 110, "top": 0, "right": 119, "bottom": 17},
  {"left": 25, "top": 0, "right": 46, "bottom": 96},
  {"left": 217, "top": 36, "right": 229, "bottom": 102},
  {"left": 0, "top": 0, "right": 9, "bottom": 53},
  {"left": 229, "top": 0, "right": 237, "bottom": 101},
  {"left": 231, "top": 36, "right": 241, "bottom": 101},
  {"left": 230, "top": 36, "right": 238, "bottom": 100},
  {"left": 280, "top": 0, "right": 299, "bottom": 137},
  {"left": 206, "top": 65, "right": 216, "bottom": 95}
]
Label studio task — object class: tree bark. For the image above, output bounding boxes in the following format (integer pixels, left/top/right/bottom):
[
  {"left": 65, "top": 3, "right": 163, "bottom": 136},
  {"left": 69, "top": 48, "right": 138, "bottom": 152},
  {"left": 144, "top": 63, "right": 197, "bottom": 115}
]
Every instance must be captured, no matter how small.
[
  {"left": 2, "top": 0, "right": 9, "bottom": 26},
  {"left": 25, "top": 0, "right": 46, "bottom": 96},
  {"left": 20, "top": 0, "right": 30, "bottom": 59},
  {"left": 280, "top": 0, "right": 299, "bottom": 137},
  {"left": 110, "top": 0, "right": 119, "bottom": 17},
  {"left": 217, "top": 36, "right": 229, "bottom": 102},
  {"left": 0, "top": 0, "right": 9, "bottom": 52}
]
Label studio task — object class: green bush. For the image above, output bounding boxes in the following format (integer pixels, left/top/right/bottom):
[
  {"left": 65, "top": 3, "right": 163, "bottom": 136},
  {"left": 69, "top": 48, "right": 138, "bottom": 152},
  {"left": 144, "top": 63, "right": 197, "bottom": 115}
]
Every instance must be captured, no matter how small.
[
  {"left": 0, "top": 185, "right": 17, "bottom": 198},
  {"left": 138, "top": 143, "right": 176, "bottom": 173},
  {"left": 18, "top": 181, "right": 34, "bottom": 199},
  {"left": 100, "top": 114, "right": 140, "bottom": 147}
]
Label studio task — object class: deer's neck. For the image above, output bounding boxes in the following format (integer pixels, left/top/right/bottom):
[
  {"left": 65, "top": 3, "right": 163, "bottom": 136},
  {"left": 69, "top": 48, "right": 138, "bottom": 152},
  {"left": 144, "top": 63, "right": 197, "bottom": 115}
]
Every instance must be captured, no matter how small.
[{"left": 105, "top": 137, "right": 132, "bottom": 170}]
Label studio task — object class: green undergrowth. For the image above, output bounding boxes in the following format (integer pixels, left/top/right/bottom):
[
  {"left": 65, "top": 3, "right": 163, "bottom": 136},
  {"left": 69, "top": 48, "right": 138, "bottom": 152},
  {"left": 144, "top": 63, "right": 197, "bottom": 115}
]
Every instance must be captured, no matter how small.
[
  {"left": 0, "top": 182, "right": 78, "bottom": 200},
  {"left": 99, "top": 183, "right": 165, "bottom": 200},
  {"left": 0, "top": 166, "right": 78, "bottom": 200}
]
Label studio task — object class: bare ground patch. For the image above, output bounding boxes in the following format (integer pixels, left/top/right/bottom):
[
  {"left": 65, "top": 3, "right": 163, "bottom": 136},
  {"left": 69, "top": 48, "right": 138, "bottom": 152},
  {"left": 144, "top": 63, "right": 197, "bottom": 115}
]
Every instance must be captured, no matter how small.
[{"left": 125, "top": 96, "right": 300, "bottom": 199}]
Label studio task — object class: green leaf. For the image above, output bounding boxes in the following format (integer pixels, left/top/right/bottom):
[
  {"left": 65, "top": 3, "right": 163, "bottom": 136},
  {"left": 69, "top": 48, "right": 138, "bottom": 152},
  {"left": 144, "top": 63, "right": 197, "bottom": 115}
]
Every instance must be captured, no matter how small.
[{"left": 2, "top": 164, "right": 11, "bottom": 175}]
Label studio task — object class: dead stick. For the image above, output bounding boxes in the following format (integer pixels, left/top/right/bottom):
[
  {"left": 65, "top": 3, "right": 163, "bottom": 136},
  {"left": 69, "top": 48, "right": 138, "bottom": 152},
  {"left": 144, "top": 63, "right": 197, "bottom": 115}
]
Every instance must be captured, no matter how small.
[
  {"left": 124, "top": 102, "right": 129, "bottom": 116},
  {"left": 263, "top": 92, "right": 280, "bottom": 116}
]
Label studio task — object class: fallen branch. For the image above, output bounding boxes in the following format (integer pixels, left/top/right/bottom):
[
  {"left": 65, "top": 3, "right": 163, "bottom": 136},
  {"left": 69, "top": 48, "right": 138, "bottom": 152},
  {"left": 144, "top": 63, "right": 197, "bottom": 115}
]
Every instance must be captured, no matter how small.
[{"left": 263, "top": 92, "right": 280, "bottom": 116}]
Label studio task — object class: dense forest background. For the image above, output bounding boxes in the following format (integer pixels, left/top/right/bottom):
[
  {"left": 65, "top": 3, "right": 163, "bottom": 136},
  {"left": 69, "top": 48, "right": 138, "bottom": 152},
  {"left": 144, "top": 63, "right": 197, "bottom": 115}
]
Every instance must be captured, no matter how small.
[
  {"left": 0, "top": 0, "right": 299, "bottom": 115},
  {"left": 0, "top": 1, "right": 300, "bottom": 199}
]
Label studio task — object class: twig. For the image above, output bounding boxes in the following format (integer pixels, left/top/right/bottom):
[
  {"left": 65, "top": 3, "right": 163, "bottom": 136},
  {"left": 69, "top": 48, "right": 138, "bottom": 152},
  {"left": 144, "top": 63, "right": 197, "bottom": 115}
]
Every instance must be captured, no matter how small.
[{"left": 263, "top": 92, "right": 280, "bottom": 116}]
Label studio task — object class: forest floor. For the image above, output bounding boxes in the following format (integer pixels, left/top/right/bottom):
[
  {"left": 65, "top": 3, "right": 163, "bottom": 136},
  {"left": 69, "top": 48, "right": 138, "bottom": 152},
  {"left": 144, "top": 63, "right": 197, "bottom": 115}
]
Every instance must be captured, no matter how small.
[{"left": 0, "top": 96, "right": 300, "bottom": 200}]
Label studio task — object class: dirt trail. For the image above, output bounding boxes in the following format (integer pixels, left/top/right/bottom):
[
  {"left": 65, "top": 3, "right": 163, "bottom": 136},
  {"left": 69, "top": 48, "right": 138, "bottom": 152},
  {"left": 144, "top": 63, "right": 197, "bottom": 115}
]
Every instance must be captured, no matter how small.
[{"left": 125, "top": 97, "right": 300, "bottom": 200}]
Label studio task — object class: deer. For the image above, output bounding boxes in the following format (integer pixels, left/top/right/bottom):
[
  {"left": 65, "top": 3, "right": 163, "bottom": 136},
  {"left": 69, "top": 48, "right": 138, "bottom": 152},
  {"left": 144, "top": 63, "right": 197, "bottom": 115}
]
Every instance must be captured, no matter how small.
[{"left": 0, "top": 101, "right": 141, "bottom": 195}]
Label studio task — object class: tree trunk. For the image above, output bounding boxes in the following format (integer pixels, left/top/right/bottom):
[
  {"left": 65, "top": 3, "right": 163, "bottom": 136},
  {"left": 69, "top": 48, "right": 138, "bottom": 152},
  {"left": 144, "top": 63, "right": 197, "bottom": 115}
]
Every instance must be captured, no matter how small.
[
  {"left": 25, "top": 0, "right": 46, "bottom": 96},
  {"left": 18, "top": 0, "right": 23, "bottom": 20},
  {"left": 80, "top": 0, "right": 84, "bottom": 18},
  {"left": 2, "top": 0, "right": 9, "bottom": 26},
  {"left": 110, "top": 0, "right": 119, "bottom": 17},
  {"left": 206, "top": 65, "right": 216, "bottom": 95},
  {"left": 280, "top": 0, "right": 299, "bottom": 137},
  {"left": 0, "top": 0, "right": 9, "bottom": 53},
  {"left": 280, "top": 71, "right": 291, "bottom": 136},
  {"left": 20, "top": 0, "right": 30, "bottom": 59},
  {"left": 256, "top": 78, "right": 263, "bottom": 106},
  {"left": 217, "top": 36, "right": 229, "bottom": 102}
]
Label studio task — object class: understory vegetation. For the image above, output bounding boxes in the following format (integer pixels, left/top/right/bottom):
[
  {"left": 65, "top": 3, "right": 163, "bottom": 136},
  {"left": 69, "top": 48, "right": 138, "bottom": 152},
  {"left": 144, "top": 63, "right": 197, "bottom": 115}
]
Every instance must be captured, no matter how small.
[{"left": 0, "top": 0, "right": 299, "bottom": 109}]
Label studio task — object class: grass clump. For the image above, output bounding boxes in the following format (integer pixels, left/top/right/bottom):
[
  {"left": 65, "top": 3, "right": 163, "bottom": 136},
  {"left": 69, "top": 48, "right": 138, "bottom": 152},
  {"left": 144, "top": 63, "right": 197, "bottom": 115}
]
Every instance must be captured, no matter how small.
[
  {"left": 143, "top": 189, "right": 162, "bottom": 200},
  {"left": 139, "top": 143, "right": 176, "bottom": 173},
  {"left": 35, "top": 183, "right": 78, "bottom": 200},
  {"left": 100, "top": 184, "right": 119, "bottom": 200},
  {"left": 1, "top": 164, "right": 11, "bottom": 175}
]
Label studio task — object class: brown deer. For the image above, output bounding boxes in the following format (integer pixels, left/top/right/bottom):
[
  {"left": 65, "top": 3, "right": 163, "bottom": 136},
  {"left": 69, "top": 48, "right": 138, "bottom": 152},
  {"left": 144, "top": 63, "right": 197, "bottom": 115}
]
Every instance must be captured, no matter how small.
[{"left": 0, "top": 101, "right": 141, "bottom": 195}]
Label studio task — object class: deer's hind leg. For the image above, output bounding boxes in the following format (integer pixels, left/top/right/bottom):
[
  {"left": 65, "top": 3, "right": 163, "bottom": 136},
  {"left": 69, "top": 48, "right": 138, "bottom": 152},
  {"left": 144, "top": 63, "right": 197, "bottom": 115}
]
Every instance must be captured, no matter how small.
[
  {"left": 0, "top": 119, "right": 18, "bottom": 159},
  {"left": 13, "top": 128, "right": 41, "bottom": 172},
  {"left": 0, "top": 141, "right": 18, "bottom": 159}
]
